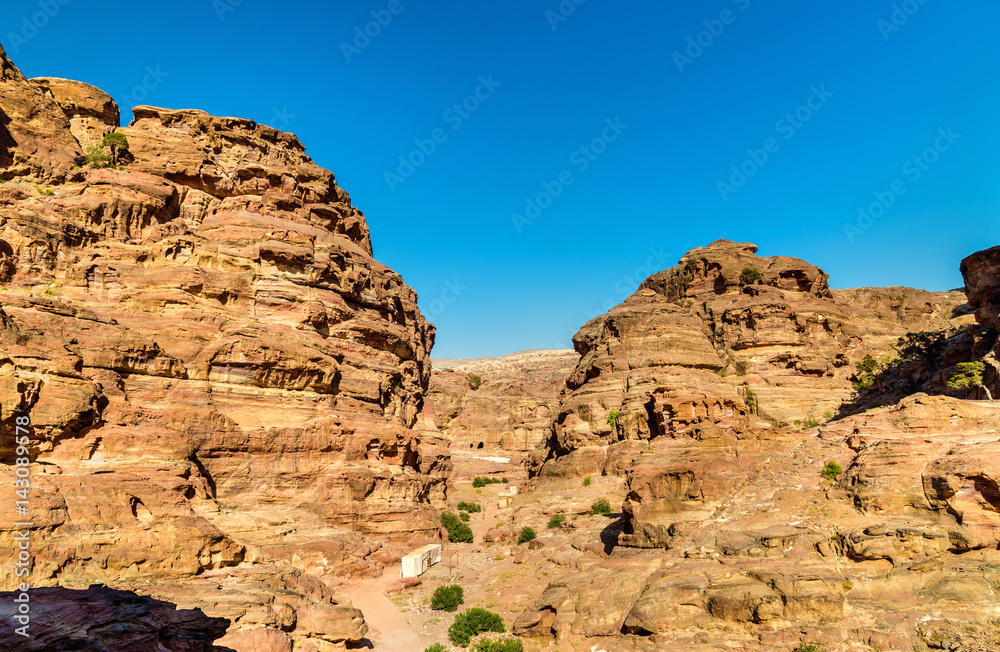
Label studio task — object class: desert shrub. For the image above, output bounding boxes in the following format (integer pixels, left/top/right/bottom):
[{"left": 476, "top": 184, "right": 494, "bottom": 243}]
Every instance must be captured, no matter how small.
[
  {"left": 472, "top": 638, "right": 524, "bottom": 652},
  {"left": 792, "top": 645, "right": 824, "bottom": 652},
  {"left": 425, "top": 645, "right": 447, "bottom": 652},
  {"left": 83, "top": 145, "right": 112, "bottom": 168},
  {"left": 431, "top": 584, "right": 464, "bottom": 612},
  {"left": 947, "top": 361, "right": 992, "bottom": 399},
  {"left": 801, "top": 416, "right": 820, "bottom": 429},
  {"left": 459, "top": 511, "right": 470, "bottom": 522},
  {"left": 441, "top": 513, "right": 474, "bottom": 543},
  {"left": 517, "top": 526, "right": 536, "bottom": 544},
  {"left": 590, "top": 498, "right": 612, "bottom": 515},
  {"left": 744, "top": 387, "right": 758, "bottom": 413},
  {"left": 582, "top": 476, "right": 591, "bottom": 487},
  {"left": 547, "top": 514, "right": 565, "bottom": 529},
  {"left": 739, "top": 267, "right": 763, "bottom": 285},
  {"left": 472, "top": 477, "right": 503, "bottom": 488},
  {"left": 448, "top": 608, "right": 505, "bottom": 647},
  {"left": 457, "top": 501, "right": 482, "bottom": 513},
  {"left": 851, "top": 354, "right": 881, "bottom": 391},
  {"left": 606, "top": 408, "right": 620, "bottom": 430},
  {"left": 468, "top": 373, "right": 482, "bottom": 390},
  {"left": 821, "top": 461, "right": 843, "bottom": 482},
  {"left": 502, "top": 477, "right": 508, "bottom": 483}
]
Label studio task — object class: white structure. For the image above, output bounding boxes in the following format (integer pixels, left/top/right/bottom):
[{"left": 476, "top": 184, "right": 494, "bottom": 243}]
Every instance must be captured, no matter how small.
[
  {"left": 508, "top": 485, "right": 518, "bottom": 495},
  {"left": 498, "top": 493, "right": 513, "bottom": 509},
  {"left": 401, "top": 544, "right": 441, "bottom": 578}
]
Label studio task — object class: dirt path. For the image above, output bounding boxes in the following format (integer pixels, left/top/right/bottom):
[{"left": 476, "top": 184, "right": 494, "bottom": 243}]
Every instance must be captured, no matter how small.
[{"left": 343, "top": 568, "right": 423, "bottom": 652}]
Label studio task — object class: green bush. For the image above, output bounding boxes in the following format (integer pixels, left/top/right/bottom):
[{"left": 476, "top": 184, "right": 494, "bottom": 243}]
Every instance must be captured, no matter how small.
[
  {"left": 472, "top": 477, "right": 503, "bottom": 488},
  {"left": 590, "top": 498, "right": 612, "bottom": 515},
  {"left": 947, "top": 361, "right": 992, "bottom": 399},
  {"left": 792, "top": 645, "right": 824, "bottom": 652},
  {"left": 472, "top": 638, "right": 524, "bottom": 652},
  {"left": 801, "top": 416, "right": 820, "bottom": 429},
  {"left": 468, "top": 373, "right": 482, "bottom": 390},
  {"left": 852, "top": 354, "right": 880, "bottom": 391},
  {"left": 441, "top": 513, "right": 474, "bottom": 543},
  {"left": 457, "top": 501, "right": 482, "bottom": 513},
  {"left": 547, "top": 514, "right": 565, "bottom": 529},
  {"left": 501, "top": 477, "right": 508, "bottom": 483},
  {"left": 739, "top": 267, "right": 763, "bottom": 285},
  {"left": 606, "top": 408, "right": 620, "bottom": 430},
  {"left": 448, "top": 608, "right": 505, "bottom": 647},
  {"left": 459, "top": 511, "right": 470, "bottom": 522},
  {"left": 431, "top": 584, "right": 464, "bottom": 612},
  {"left": 425, "top": 645, "right": 447, "bottom": 652},
  {"left": 83, "top": 145, "right": 112, "bottom": 168},
  {"left": 517, "top": 526, "right": 536, "bottom": 544},
  {"left": 821, "top": 461, "right": 843, "bottom": 482},
  {"left": 582, "top": 476, "right": 591, "bottom": 487}
]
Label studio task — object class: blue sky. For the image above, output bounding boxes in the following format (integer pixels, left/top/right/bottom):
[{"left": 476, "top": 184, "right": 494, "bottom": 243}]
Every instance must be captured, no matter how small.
[{"left": 5, "top": 0, "right": 999, "bottom": 357}]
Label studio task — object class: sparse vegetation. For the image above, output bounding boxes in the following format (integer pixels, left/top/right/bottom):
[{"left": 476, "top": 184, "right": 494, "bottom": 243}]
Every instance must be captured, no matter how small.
[
  {"left": 457, "top": 501, "right": 482, "bottom": 513},
  {"left": 947, "top": 361, "right": 993, "bottom": 400},
  {"left": 801, "top": 416, "right": 820, "bottom": 429},
  {"left": 792, "top": 645, "right": 824, "bottom": 652},
  {"left": 517, "top": 526, "right": 536, "bottom": 544},
  {"left": 852, "top": 354, "right": 880, "bottom": 391},
  {"left": 821, "top": 461, "right": 843, "bottom": 482},
  {"left": 743, "top": 387, "right": 758, "bottom": 413},
  {"left": 472, "top": 476, "right": 503, "bottom": 488},
  {"left": 83, "top": 145, "right": 113, "bottom": 168},
  {"left": 547, "top": 514, "right": 565, "bottom": 529},
  {"left": 441, "top": 513, "right": 474, "bottom": 543},
  {"left": 468, "top": 373, "right": 482, "bottom": 390},
  {"left": 472, "top": 639, "right": 524, "bottom": 652},
  {"left": 431, "top": 584, "right": 465, "bottom": 612},
  {"left": 459, "top": 511, "right": 470, "bottom": 522},
  {"left": 590, "top": 498, "right": 612, "bottom": 515},
  {"left": 582, "top": 476, "right": 591, "bottom": 487},
  {"left": 606, "top": 408, "right": 620, "bottom": 430},
  {"left": 739, "top": 267, "right": 763, "bottom": 285},
  {"left": 425, "top": 645, "right": 447, "bottom": 652},
  {"left": 448, "top": 608, "right": 506, "bottom": 647}
]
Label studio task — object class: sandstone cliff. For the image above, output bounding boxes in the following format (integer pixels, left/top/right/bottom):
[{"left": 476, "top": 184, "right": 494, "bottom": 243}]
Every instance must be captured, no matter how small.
[
  {"left": 512, "top": 241, "right": 1000, "bottom": 651},
  {"left": 0, "top": 43, "right": 447, "bottom": 649}
]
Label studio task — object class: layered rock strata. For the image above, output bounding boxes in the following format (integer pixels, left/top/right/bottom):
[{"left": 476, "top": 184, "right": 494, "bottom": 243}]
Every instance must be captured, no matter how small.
[{"left": 0, "top": 43, "right": 446, "bottom": 648}]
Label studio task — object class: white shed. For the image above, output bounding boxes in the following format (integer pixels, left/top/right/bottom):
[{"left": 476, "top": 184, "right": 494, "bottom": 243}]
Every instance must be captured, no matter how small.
[{"left": 401, "top": 544, "right": 442, "bottom": 578}]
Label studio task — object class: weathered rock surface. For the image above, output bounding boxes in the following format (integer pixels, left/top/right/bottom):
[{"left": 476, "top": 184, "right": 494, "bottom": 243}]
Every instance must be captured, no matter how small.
[
  {"left": 961, "top": 245, "right": 1000, "bottom": 395},
  {"left": 514, "top": 241, "right": 1000, "bottom": 651},
  {"left": 420, "top": 349, "right": 576, "bottom": 467},
  {"left": 0, "top": 585, "right": 229, "bottom": 651},
  {"left": 0, "top": 44, "right": 445, "bottom": 648}
]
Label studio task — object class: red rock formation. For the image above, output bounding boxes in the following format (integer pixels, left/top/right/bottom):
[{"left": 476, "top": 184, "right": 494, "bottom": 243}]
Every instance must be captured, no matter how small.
[{"left": 0, "top": 44, "right": 446, "bottom": 647}]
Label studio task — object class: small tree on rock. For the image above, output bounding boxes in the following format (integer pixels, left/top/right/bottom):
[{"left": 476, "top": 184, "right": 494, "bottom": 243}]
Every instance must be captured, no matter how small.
[
  {"left": 101, "top": 132, "right": 130, "bottom": 166},
  {"left": 947, "top": 361, "right": 993, "bottom": 400}
]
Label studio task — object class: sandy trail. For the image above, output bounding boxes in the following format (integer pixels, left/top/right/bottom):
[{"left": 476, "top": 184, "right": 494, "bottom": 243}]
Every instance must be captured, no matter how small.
[{"left": 343, "top": 568, "right": 424, "bottom": 652}]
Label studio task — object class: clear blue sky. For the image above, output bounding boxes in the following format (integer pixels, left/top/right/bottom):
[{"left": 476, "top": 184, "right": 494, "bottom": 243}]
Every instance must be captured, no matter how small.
[{"left": 5, "top": 0, "right": 998, "bottom": 357}]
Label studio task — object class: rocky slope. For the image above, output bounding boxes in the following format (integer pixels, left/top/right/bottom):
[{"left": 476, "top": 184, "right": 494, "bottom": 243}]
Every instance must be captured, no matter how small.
[
  {"left": 0, "top": 43, "right": 448, "bottom": 650},
  {"left": 511, "top": 240, "right": 1000, "bottom": 651}
]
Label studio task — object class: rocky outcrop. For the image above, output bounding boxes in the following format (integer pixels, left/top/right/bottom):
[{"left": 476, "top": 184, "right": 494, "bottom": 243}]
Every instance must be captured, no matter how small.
[
  {"left": 961, "top": 245, "right": 1000, "bottom": 395},
  {"left": 515, "top": 241, "right": 1000, "bottom": 651},
  {"left": 29, "top": 76, "right": 120, "bottom": 148},
  {"left": 0, "top": 585, "right": 229, "bottom": 651},
  {"left": 420, "top": 350, "right": 576, "bottom": 467},
  {"left": 0, "top": 44, "right": 444, "bottom": 648}
]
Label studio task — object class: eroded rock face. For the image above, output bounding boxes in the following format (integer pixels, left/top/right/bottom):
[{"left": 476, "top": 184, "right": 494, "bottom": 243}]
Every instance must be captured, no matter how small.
[
  {"left": 518, "top": 241, "right": 1000, "bottom": 650},
  {"left": 961, "top": 245, "right": 1000, "bottom": 395},
  {"left": 29, "top": 76, "right": 120, "bottom": 148},
  {"left": 0, "top": 585, "right": 229, "bottom": 651},
  {"left": 0, "top": 44, "right": 443, "bottom": 647}
]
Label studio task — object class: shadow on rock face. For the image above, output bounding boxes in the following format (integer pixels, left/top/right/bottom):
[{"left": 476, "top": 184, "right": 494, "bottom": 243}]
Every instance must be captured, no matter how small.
[
  {"left": 0, "top": 585, "right": 230, "bottom": 652},
  {"left": 600, "top": 513, "right": 626, "bottom": 555}
]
